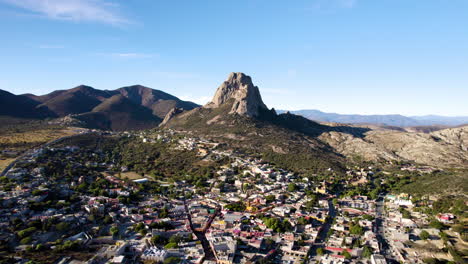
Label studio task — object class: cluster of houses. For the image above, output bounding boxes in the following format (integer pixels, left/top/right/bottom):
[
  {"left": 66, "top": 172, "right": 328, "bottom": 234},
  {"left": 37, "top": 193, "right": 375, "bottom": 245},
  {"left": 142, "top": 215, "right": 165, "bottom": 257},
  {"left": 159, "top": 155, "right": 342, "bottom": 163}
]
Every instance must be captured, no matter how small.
[{"left": 0, "top": 130, "right": 461, "bottom": 264}]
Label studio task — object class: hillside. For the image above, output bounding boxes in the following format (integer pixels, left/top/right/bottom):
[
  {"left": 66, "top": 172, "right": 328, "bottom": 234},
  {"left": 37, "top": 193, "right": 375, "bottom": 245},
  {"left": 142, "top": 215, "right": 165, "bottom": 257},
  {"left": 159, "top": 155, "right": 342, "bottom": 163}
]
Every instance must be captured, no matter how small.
[
  {"left": 0, "top": 89, "right": 55, "bottom": 119},
  {"left": 1, "top": 85, "right": 198, "bottom": 131},
  {"left": 319, "top": 124, "right": 468, "bottom": 167},
  {"left": 117, "top": 85, "right": 198, "bottom": 119},
  {"left": 75, "top": 94, "right": 161, "bottom": 131}
]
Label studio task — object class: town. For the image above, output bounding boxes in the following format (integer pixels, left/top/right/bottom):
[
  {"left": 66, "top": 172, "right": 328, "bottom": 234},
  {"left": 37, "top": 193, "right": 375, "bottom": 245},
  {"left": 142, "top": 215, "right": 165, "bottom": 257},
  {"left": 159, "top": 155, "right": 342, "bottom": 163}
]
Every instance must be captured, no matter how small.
[{"left": 0, "top": 130, "right": 466, "bottom": 264}]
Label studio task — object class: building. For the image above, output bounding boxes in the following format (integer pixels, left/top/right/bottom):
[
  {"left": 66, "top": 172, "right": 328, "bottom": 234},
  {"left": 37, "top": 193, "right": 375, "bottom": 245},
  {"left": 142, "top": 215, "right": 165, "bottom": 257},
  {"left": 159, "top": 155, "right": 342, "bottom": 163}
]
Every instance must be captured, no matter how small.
[{"left": 371, "top": 254, "right": 387, "bottom": 264}]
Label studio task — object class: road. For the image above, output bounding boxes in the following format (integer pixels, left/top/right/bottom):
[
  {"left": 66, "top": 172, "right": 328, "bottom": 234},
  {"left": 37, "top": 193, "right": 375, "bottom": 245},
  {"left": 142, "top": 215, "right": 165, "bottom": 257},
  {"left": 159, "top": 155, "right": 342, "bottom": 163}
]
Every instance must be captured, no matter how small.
[
  {"left": 309, "top": 198, "right": 336, "bottom": 263},
  {"left": 375, "top": 195, "right": 398, "bottom": 263},
  {"left": 184, "top": 199, "right": 219, "bottom": 262}
]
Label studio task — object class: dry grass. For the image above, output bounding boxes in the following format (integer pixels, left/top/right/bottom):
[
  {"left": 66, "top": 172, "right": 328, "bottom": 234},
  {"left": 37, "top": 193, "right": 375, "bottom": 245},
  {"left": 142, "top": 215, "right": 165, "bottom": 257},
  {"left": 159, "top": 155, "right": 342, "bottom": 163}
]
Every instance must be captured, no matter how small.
[
  {"left": 0, "top": 158, "right": 15, "bottom": 172},
  {"left": 120, "top": 171, "right": 145, "bottom": 180},
  {"left": 0, "top": 128, "right": 75, "bottom": 146}
]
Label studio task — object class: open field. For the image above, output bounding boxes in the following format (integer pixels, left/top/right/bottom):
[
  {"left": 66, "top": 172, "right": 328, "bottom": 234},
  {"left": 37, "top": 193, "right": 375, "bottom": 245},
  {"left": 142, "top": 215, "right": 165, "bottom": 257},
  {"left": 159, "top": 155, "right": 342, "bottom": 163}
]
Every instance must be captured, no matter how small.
[
  {"left": 0, "top": 118, "right": 80, "bottom": 163},
  {"left": 103, "top": 171, "right": 150, "bottom": 181},
  {"left": 0, "top": 128, "right": 76, "bottom": 147}
]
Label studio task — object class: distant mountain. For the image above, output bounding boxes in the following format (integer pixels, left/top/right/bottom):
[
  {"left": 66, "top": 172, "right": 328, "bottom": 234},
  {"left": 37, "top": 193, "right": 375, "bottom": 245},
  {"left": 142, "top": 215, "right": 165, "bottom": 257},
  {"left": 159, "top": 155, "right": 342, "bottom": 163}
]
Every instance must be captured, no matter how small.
[
  {"left": 278, "top": 109, "right": 468, "bottom": 127},
  {"left": 410, "top": 115, "right": 468, "bottom": 126},
  {"left": 1, "top": 85, "right": 198, "bottom": 130}
]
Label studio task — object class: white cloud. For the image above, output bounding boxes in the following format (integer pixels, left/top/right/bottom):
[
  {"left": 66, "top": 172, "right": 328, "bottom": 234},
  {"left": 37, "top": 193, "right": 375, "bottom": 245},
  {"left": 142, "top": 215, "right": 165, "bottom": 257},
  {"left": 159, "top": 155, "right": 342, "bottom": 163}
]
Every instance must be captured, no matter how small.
[
  {"left": 179, "top": 95, "right": 211, "bottom": 105},
  {"left": 1, "top": 0, "right": 130, "bottom": 25}
]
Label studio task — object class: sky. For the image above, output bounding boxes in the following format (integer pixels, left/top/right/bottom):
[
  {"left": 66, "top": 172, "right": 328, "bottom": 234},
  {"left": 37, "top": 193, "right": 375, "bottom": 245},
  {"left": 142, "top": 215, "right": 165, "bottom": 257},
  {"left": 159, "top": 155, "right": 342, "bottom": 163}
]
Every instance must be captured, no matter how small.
[{"left": 0, "top": 0, "right": 467, "bottom": 116}]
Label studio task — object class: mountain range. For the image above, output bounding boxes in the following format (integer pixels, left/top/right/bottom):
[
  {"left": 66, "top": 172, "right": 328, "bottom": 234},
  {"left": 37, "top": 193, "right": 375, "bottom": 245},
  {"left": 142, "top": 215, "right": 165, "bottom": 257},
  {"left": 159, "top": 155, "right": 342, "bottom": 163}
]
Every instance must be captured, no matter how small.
[
  {"left": 1, "top": 73, "right": 467, "bottom": 168},
  {"left": 0, "top": 85, "right": 198, "bottom": 130},
  {"left": 278, "top": 109, "right": 468, "bottom": 127}
]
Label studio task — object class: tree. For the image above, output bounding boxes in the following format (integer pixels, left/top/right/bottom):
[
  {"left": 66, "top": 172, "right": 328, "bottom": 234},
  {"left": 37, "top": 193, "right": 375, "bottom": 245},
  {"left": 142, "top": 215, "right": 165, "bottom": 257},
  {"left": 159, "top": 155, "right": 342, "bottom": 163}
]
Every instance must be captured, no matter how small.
[
  {"left": 265, "top": 195, "right": 275, "bottom": 204},
  {"left": 420, "top": 230, "right": 430, "bottom": 240},
  {"left": 103, "top": 215, "right": 113, "bottom": 224},
  {"left": 316, "top": 248, "right": 324, "bottom": 256},
  {"left": 164, "top": 242, "right": 178, "bottom": 249},
  {"left": 342, "top": 250, "right": 352, "bottom": 259},
  {"left": 164, "top": 257, "right": 181, "bottom": 264},
  {"left": 287, "top": 183, "right": 298, "bottom": 192},
  {"left": 169, "top": 234, "right": 182, "bottom": 244},
  {"left": 349, "top": 223, "right": 364, "bottom": 236},
  {"left": 110, "top": 226, "right": 119, "bottom": 236},
  {"left": 151, "top": 234, "right": 167, "bottom": 245},
  {"left": 362, "top": 246, "right": 372, "bottom": 258},
  {"left": 429, "top": 221, "right": 444, "bottom": 230},
  {"left": 439, "top": 232, "right": 449, "bottom": 243},
  {"left": 20, "top": 236, "right": 32, "bottom": 245},
  {"left": 55, "top": 222, "right": 69, "bottom": 232}
]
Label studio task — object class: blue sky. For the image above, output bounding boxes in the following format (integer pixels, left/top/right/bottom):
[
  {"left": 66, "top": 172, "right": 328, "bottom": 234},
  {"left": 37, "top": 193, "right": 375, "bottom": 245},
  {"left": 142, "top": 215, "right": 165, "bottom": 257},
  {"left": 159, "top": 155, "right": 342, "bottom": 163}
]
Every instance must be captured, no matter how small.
[{"left": 0, "top": 0, "right": 467, "bottom": 116}]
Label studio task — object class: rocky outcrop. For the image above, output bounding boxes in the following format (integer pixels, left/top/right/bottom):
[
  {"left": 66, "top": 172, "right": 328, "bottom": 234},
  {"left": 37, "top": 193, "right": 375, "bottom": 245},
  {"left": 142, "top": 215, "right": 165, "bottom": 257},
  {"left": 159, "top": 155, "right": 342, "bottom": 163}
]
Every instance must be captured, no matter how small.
[
  {"left": 160, "top": 107, "right": 185, "bottom": 126},
  {"left": 319, "top": 125, "right": 468, "bottom": 167},
  {"left": 205, "top": 72, "right": 268, "bottom": 117}
]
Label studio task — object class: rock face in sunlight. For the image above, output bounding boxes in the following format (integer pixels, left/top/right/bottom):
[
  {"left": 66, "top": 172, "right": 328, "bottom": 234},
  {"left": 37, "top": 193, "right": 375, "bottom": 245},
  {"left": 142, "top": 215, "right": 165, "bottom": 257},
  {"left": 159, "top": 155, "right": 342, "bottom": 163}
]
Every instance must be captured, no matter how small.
[{"left": 204, "top": 72, "right": 268, "bottom": 117}]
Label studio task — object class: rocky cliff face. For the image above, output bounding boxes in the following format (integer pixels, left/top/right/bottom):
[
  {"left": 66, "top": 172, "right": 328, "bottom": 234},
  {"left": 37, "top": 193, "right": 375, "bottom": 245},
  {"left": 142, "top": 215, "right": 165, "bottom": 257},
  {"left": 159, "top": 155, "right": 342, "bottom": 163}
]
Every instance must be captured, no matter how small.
[
  {"left": 204, "top": 72, "right": 268, "bottom": 117},
  {"left": 160, "top": 107, "right": 185, "bottom": 126}
]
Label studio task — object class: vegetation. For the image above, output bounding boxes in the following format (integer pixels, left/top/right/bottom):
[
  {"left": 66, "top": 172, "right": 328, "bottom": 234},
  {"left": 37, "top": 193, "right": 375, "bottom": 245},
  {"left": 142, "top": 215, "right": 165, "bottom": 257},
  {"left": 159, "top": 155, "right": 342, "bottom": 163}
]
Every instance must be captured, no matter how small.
[
  {"left": 225, "top": 202, "right": 246, "bottom": 212},
  {"left": 420, "top": 230, "right": 430, "bottom": 240},
  {"left": 261, "top": 217, "right": 292, "bottom": 233}
]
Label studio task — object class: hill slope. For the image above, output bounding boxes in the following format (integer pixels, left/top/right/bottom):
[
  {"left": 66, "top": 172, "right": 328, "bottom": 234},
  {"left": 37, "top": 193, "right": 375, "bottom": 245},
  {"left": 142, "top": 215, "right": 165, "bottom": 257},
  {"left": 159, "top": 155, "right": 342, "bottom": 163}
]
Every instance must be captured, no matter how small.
[
  {"left": 117, "top": 85, "right": 198, "bottom": 118},
  {"left": 74, "top": 94, "right": 161, "bottom": 131},
  {"left": 0, "top": 89, "right": 55, "bottom": 118},
  {"left": 1, "top": 85, "right": 198, "bottom": 130}
]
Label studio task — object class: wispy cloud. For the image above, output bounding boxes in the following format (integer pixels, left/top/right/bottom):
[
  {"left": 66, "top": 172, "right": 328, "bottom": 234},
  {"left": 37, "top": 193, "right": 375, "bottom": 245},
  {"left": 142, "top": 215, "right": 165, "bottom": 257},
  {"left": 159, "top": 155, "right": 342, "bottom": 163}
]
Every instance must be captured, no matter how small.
[
  {"left": 96, "top": 52, "right": 158, "bottom": 59},
  {"left": 1, "top": 0, "right": 130, "bottom": 25},
  {"left": 111, "top": 53, "right": 157, "bottom": 59},
  {"left": 38, "top": 44, "right": 64, "bottom": 49},
  {"left": 179, "top": 95, "right": 211, "bottom": 105}
]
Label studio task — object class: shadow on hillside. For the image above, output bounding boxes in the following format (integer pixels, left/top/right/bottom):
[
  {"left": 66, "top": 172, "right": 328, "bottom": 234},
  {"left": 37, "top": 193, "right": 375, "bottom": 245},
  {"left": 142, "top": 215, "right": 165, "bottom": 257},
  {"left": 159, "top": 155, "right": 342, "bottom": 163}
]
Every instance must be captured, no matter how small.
[{"left": 261, "top": 110, "right": 371, "bottom": 138}]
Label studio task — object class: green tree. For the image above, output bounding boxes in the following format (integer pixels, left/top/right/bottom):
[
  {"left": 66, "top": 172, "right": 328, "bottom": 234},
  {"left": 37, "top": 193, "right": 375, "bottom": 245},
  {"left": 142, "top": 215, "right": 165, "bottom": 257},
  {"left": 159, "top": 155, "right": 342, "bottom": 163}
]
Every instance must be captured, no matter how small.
[
  {"left": 110, "top": 226, "right": 119, "bottom": 236},
  {"left": 349, "top": 223, "right": 364, "bottom": 236},
  {"left": 164, "top": 242, "right": 178, "bottom": 249},
  {"left": 55, "top": 222, "right": 69, "bottom": 232},
  {"left": 164, "top": 257, "right": 181, "bottom": 264},
  {"left": 362, "top": 246, "right": 372, "bottom": 258},
  {"left": 287, "top": 183, "right": 298, "bottom": 192},
  {"left": 420, "top": 230, "right": 430, "bottom": 240},
  {"left": 429, "top": 221, "right": 444, "bottom": 230},
  {"left": 316, "top": 248, "right": 324, "bottom": 256},
  {"left": 342, "top": 250, "right": 352, "bottom": 259},
  {"left": 20, "top": 236, "right": 32, "bottom": 245}
]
